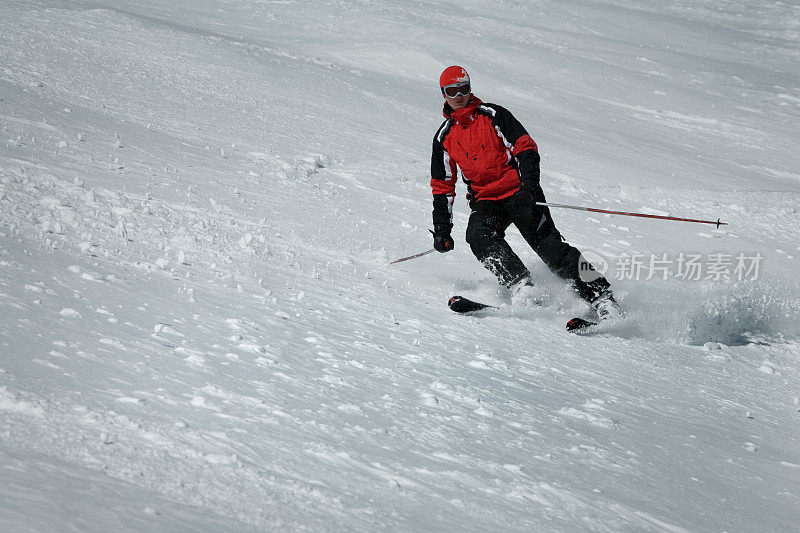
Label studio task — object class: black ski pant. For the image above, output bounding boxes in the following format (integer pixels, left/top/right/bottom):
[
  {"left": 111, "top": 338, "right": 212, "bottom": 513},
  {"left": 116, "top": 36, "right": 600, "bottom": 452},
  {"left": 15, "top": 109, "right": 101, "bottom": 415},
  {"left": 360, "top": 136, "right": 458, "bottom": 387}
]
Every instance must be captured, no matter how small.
[{"left": 465, "top": 187, "right": 610, "bottom": 303}]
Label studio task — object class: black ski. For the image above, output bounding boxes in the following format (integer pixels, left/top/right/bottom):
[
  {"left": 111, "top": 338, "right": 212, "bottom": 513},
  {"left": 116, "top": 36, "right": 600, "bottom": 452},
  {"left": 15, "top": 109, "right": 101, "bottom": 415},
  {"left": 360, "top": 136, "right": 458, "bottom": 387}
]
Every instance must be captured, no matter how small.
[
  {"left": 565, "top": 316, "right": 598, "bottom": 332},
  {"left": 448, "top": 295, "right": 495, "bottom": 313},
  {"left": 449, "top": 296, "right": 601, "bottom": 333}
]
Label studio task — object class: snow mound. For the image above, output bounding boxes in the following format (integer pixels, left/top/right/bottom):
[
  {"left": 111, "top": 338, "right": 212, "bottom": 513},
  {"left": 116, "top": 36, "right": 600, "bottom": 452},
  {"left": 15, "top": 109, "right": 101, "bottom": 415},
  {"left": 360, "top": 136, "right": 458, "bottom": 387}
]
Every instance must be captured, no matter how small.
[
  {"left": 683, "top": 281, "right": 800, "bottom": 346},
  {"left": 620, "top": 279, "right": 800, "bottom": 346}
]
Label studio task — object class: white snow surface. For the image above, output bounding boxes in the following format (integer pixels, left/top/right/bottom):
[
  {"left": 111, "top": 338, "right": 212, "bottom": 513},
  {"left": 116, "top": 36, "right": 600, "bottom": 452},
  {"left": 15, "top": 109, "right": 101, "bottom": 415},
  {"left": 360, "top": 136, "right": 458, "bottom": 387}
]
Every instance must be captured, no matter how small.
[{"left": 2, "top": 0, "right": 800, "bottom": 531}]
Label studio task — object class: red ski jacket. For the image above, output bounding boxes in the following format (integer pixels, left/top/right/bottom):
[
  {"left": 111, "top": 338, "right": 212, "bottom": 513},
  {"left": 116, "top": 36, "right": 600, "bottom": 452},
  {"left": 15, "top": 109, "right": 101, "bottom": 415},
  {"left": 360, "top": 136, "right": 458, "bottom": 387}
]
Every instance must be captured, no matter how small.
[{"left": 430, "top": 96, "right": 539, "bottom": 227}]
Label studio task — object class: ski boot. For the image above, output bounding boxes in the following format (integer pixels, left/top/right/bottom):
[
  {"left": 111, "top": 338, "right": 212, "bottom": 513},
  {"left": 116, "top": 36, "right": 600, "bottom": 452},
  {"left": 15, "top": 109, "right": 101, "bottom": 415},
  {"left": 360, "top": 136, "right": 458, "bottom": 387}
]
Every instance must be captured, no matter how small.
[{"left": 591, "top": 289, "right": 624, "bottom": 322}]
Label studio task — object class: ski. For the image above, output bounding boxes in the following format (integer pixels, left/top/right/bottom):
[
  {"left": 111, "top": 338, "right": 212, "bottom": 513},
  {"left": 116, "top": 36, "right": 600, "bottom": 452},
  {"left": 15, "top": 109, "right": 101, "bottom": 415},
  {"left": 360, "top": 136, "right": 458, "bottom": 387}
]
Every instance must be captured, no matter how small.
[
  {"left": 448, "top": 295, "right": 496, "bottom": 313},
  {"left": 450, "top": 295, "right": 602, "bottom": 333},
  {"left": 565, "top": 316, "right": 598, "bottom": 332}
]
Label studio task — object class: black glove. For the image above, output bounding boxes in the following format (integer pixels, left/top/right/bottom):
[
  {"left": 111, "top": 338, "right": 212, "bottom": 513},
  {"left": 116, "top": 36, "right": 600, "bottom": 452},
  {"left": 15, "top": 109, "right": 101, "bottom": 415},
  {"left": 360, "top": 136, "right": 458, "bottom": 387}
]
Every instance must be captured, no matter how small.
[
  {"left": 514, "top": 183, "right": 538, "bottom": 206},
  {"left": 431, "top": 225, "right": 454, "bottom": 253}
]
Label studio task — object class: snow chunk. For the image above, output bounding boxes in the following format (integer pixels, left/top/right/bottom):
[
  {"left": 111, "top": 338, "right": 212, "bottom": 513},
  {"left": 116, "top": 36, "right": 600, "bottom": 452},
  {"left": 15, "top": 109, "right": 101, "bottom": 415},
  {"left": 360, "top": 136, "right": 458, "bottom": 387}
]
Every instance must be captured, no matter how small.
[
  {"left": 99, "top": 338, "right": 126, "bottom": 350},
  {"left": 111, "top": 207, "right": 133, "bottom": 217},
  {"left": 558, "top": 407, "right": 614, "bottom": 428},
  {"left": 40, "top": 196, "right": 62, "bottom": 207},
  {"left": 206, "top": 453, "right": 239, "bottom": 465},
  {"left": 116, "top": 396, "right": 143, "bottom": 404},
  {"left": 0, "top": 387, "right": 44, "bottom": 417},
  {"left": 208, "top": 197, "right": 223, "bottom": 212},
  {"left": 153, "top": 323, "right": 184, "bottom": 337},
  {"left": 758, "top": 362, "right": 777, "bottom": 375},
  {"left": 337, "top": 403, "right": 363, "bottom": 414}
]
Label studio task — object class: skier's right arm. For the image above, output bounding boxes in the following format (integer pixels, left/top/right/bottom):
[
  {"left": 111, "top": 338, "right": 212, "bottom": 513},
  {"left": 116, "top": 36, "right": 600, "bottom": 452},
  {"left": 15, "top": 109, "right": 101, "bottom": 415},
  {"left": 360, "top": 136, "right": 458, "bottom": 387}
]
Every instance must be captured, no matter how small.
[
  {"left": 430, "top": 125, "right": 457, "bottom": 229},
  {"left": 430, "top": 126, "right": 456, "bottom": 252}
]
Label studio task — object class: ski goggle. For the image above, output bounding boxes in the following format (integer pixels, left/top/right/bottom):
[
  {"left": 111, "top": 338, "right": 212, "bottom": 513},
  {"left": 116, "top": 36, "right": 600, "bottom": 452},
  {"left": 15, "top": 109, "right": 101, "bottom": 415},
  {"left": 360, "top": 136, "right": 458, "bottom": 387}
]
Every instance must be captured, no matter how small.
[{"left": 442, "top": 82, "right": 471, "bottom": 98}]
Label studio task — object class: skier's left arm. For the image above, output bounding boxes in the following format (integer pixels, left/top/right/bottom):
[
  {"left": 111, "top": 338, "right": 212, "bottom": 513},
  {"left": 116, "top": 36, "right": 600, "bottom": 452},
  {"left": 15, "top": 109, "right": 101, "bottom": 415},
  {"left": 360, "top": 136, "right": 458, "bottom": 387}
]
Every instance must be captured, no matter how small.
[{"left": 490, "top": 105, "right": 540, "bottom": 189}]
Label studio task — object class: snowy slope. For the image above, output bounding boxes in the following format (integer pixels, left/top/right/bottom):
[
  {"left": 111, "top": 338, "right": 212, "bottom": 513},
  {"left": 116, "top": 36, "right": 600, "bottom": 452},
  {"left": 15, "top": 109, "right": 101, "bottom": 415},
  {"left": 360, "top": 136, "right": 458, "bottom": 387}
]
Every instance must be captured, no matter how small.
[{"left": 1, "top": 0, "right": 799, "bottom": 531}]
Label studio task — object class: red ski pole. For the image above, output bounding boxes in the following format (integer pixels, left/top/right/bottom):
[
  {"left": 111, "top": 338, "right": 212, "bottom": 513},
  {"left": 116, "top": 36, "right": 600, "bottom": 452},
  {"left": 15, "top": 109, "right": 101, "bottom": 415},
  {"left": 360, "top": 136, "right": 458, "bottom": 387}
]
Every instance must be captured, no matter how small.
[
  {"left": 389, "top": 248, "right": 436, "bottom": 264},
  {"left": 537, "top": 202, "right": 727, "bottom": 228}
]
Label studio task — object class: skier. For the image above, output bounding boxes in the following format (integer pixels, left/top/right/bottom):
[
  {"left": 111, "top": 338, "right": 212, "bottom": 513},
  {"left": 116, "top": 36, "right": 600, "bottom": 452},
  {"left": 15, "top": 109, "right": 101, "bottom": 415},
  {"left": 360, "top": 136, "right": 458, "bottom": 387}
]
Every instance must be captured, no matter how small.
[{"left": 430, "top": 65, "right": 622, "bottom": 321}]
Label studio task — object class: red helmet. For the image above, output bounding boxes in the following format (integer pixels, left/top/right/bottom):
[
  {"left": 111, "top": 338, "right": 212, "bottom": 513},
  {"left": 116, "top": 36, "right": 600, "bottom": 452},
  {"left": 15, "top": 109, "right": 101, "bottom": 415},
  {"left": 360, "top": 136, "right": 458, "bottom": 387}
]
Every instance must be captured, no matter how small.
[{"left": 439, "top": 66, "right": 470, "bottom": 88}]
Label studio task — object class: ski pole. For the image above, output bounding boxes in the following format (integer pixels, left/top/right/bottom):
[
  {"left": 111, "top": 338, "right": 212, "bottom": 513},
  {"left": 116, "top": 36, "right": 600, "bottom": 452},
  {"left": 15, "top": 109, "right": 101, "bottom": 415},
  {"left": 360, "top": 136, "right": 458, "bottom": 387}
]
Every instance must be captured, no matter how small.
[
  {"left": 389, "top": 248, "right": 436, "bottom": 264},
  {"left": 536, "top": 202, "right": 727, "bottom": 228}
]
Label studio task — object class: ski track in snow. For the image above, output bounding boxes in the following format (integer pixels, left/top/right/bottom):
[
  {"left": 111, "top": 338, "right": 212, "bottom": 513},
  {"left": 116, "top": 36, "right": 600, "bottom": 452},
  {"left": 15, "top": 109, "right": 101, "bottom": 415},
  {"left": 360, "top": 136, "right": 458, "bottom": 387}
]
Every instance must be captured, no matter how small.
[{"left": 1, "top": 0, "right": 800, "bottom": 531}]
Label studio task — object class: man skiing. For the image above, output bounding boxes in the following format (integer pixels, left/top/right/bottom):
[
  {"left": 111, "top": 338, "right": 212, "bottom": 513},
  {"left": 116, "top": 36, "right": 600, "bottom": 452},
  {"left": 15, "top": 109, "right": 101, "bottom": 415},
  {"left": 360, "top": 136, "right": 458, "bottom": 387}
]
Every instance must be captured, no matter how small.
[{"left": 430, "top": 65, "right": 622, "bottom": 321}]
